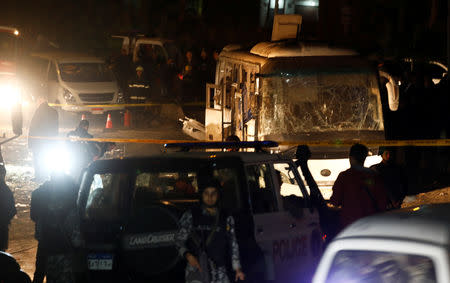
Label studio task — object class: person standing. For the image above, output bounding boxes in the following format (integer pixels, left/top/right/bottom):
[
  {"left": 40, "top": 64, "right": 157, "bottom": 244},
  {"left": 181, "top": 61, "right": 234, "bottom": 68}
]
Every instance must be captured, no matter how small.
[
  {"left": 30, "top": 172, "right": 78, "bottom": 283},
  {"left": 127, "top": 66, "right": 151, "bottom": 103},
  {"left": 175, "top": 178, "right": 245, "bottom": 283},
  {"left": 370, "top": 147, "right": 408, "bottom": 209},
  {"left": 28, "top": 95, "right": 58, "bottom": 181},
  {"left": 67, "top": 120, "right": 99, "bottom": 180},
  {"left": 0, "top": 165, "right": 16, "bottom": 252},
  {"left": 330, "top": 143, "right": 389, "bottom": 231},
  {"left": 181, "top": 50, "right": 197, "bottom": 101}
]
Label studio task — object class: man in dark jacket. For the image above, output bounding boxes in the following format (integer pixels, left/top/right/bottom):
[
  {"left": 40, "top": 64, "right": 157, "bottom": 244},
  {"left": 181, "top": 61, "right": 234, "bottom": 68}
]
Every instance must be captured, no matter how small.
[
  {"left": 0, "top": 165, "right": 16, "bottom": 251},
  {"left": 28, "top": 96, "right": 59, "bottom": 181},
  {"left": 30, "top": 172, "right": 78, "bottom": 283},
  {"left": 370, "top": 147, "right": 408, "bottom": 209}
]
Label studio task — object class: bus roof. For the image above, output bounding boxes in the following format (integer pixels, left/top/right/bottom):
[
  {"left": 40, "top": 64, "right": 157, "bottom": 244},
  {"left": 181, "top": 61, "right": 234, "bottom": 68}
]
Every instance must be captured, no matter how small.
[
  {"left": 250, "top": 41, "right": 358, "bottom": 58},
  {"left": 219, "top": 41, "right": 364, "bottom": 74}
]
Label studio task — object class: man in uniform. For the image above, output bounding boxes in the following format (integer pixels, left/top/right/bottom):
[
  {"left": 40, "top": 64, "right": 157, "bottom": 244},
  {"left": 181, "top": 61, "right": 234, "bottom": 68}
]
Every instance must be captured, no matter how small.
[{"left": 127, "top": 66, "right": 151, "bottom": 127}]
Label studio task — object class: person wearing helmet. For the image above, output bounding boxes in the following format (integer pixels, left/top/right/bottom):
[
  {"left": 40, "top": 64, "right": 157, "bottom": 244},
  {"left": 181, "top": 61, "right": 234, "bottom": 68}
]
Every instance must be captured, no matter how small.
[
  {"left": 127, "top": 66, "right": 151, "bottom": 127},
  {"left": 175, "top": 178, "right": 245, "bottom": 283},
  {"left": 127, "top": 65, "right": 150, "bottom": 103}
]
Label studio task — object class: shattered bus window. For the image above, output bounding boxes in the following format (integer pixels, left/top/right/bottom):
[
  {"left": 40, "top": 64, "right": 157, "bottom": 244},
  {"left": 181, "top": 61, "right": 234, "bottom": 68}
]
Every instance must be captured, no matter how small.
[{"left": 259, "top": 70, "right": 383, "bottom": 137}]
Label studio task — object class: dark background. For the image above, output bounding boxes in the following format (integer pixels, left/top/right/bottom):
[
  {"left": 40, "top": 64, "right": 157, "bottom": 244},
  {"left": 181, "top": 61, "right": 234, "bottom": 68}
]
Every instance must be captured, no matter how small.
[{"left": 1, "top": 0, "right": 448, "bottom": 62}]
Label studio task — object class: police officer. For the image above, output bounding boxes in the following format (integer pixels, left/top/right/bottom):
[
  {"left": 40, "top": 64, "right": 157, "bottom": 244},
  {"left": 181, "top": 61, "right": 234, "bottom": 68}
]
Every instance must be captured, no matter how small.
[
  {"left": 28, "top": 95, "right": 58, "bottom": 181},
  {"left": 127, "top": 66, "right": 151, "bottom": 104},
  {"left": 0, "top": 165, "right": 16, "bottom": 252},
  {"left": 127, "top": 66, "right": 151, "bottom": 127},
  {"left": 30, "top": 172, "right": 78, "bottom": 283},
  {"left": 175, "top": 178, "right": 245, "bottom": 283}
]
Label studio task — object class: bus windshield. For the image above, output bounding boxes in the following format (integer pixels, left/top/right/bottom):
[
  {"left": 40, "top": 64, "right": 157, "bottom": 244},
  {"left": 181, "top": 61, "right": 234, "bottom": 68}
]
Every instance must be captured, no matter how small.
[{"left": 259, "top": 69, "right": 383, "bottom": 135}]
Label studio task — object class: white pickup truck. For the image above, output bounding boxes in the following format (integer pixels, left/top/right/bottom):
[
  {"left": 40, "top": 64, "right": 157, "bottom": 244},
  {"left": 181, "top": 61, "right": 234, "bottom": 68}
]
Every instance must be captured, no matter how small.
[{"left": 313, "top": 203, "right": 450, "bottom": 283}]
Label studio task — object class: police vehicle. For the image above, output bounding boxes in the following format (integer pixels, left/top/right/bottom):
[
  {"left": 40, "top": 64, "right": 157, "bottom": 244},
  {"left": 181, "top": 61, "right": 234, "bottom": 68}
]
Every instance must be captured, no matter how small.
[
  {"left": 313, "top": 203, "right": 450, "bottom": 283},
  {"left": 77, "top": 141, "right": 326, "bottom": 283}
]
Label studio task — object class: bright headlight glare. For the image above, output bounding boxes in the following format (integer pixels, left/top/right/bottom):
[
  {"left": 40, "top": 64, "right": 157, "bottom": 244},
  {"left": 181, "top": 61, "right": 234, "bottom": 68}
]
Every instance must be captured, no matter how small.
[
  {"left": 0, "top": 84, "right": 21, "bottom": 107},
  {"left": 43, "top": 145, "right": 73, "bottom": 174}
]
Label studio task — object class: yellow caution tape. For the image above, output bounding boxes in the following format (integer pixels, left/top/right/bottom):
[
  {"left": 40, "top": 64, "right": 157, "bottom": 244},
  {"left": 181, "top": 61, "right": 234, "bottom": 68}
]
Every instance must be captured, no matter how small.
[
  {"left": 28, "top": 136, "right": 450, "bottom": 147},
  {"left": 48, "top": 102, "right": 205, "bottom": 108},
  {"left": 278, "top": 139, "right": 450, "bottom": 147},
  {"left": 29, "top": 136, "right": 199, "bottom": 144}
]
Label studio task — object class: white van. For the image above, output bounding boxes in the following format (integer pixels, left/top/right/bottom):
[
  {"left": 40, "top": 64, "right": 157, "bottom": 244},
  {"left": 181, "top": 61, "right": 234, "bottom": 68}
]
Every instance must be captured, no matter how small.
[
  {"left": 313, "top": 203, "right": 450, "bottom": 283},
  {"left": 29, "top": 52, "right": 124, "bottom": 114}
]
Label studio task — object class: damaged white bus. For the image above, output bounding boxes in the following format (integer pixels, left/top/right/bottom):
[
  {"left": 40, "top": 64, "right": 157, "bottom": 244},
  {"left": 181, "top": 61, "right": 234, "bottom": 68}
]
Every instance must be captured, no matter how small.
[{"left": 195, "top": 15, "right": 399, "bottom": 198}]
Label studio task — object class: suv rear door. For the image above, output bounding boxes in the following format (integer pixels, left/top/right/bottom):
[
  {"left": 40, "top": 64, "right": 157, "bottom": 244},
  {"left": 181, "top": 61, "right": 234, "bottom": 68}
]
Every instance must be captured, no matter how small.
[{"left": 245, "top": 160, "right": 323, "bottom": 283}]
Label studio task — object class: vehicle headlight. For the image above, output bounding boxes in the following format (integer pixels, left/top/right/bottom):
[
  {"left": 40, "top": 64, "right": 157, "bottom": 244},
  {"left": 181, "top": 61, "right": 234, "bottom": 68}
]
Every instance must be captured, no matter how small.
[
  {"left": 43, "top": 143, "right": 73, "bottom": 174},
  {"left": 0, "top": 83, "right": 21, "bottom": 108},
  {"left": 117, "top": 90, "right": 124, "bottom": 103},
  {"left": 63, "top": 88, "right": 76, "bottom": 103}
]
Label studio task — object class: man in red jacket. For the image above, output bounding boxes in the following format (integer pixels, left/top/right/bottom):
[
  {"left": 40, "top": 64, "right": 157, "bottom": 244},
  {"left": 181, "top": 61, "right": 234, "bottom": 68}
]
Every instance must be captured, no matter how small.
[{"left": 330, "top": 143, "right": 388, "bottom": 231}]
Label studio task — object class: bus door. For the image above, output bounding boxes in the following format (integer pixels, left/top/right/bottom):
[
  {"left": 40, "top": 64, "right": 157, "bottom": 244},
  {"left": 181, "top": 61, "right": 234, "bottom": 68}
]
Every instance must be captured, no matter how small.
[
  {"left": 205, "top": 60, "right": 234, "bottom": 140},
  {"left": 234, "top": 91, "right": 244, "bottom": 140},
  {"left": 242, "top": 69, "right": 259, "bottom": 141}
]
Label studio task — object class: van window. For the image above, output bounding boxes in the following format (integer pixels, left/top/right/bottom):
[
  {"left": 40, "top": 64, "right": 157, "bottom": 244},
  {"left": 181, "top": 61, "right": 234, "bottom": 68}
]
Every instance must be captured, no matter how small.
[
  {"left": 137, "top": 44, "right": 167, "bottom": 65},
  {"left": 48, "top": 62, "right": 58, "bottom": 81},
  {"left": 59, "top": 63, "right": 114, "bottom": 82},
  {"left": 326, "top": 250, "right": 436, "bottom": 283},
  {"left": 246, "top": 164, "right": 278, "bottom": 214}
]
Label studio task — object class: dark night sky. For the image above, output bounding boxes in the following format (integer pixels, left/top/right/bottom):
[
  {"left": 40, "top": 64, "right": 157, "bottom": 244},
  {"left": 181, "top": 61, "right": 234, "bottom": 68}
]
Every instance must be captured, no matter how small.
[{"left": 0, "top": 0, "right": 448, "bottom": 60}]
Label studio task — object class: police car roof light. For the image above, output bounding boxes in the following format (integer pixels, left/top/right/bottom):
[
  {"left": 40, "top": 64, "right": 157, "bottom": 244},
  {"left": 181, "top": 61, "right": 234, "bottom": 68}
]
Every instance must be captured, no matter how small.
[{"left": 164, "top": 141, "right": 279, "bottom": 151}]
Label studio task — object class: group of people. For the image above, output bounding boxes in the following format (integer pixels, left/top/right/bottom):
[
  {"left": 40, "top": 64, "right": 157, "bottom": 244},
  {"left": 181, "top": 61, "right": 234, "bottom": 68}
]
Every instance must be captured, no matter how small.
[
  {"left": 26, "top": 97, "right": 116, "bottom": 282},
  {"left": 6, "top": 103, "right": 410, "bottom": 283},
  {"left": 112, "top": 46, "right": 219, "bottom": 105}
]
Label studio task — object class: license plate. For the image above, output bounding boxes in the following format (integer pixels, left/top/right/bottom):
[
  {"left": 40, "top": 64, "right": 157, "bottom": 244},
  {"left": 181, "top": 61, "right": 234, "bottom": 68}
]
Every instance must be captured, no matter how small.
[
  {"left": 91, "top": 108, "right": 104, "bottom": 114},
  {"left": 87, "top": 253, "right": 113, "bottom": 270}
]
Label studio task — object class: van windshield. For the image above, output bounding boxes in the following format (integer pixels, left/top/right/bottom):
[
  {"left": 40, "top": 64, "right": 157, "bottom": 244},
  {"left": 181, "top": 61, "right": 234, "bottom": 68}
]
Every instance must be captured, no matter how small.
[
  {"left": 59, "top": 63, "right": 115, "bottom": 82},
  {"left": 259, "top": 69, "right": 383, "bottom": 136}
]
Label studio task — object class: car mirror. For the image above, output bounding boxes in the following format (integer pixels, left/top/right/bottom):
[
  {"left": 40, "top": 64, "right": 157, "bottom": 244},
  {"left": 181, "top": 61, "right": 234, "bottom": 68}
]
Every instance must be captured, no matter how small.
[{"left": 379, "top": 70, "right": 399, "bottom": 111}]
